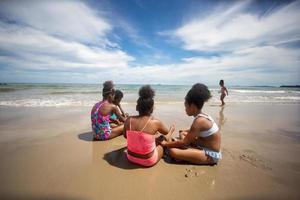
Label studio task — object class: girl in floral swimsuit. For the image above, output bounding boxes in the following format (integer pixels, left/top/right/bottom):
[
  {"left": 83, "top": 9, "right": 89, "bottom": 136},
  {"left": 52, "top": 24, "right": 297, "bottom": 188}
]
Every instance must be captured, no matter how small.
[{"left": 91, "top": 81, "right": 126, "bottom": 140}]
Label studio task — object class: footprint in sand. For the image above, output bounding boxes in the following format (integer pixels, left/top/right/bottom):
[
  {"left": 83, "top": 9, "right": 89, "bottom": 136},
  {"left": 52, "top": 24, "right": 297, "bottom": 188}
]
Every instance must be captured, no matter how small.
[
  {"left": 184, "top": 167, "right": 216, "bottom": 188},
  {"left": 184, "top": 167, "right": 206, "bottom": 178},
  {"left": 222, "top": 147, "right": 235, "bottom": 160},
  {"left": 239, "top": 149, "right": 272, "bottom": 171}
]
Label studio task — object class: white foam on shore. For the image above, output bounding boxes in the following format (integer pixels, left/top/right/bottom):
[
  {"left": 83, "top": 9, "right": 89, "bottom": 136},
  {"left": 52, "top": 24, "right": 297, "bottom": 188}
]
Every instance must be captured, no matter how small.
[
  {"left": 1, "top": 84, "right": 300, "bottom": 107},
  {"left": 0, "top": 100, "right": 95, "bottom": 107},
  {"left": 1, "top": 97, "right": 300, "bottom": 107},
  {"left": 231, "top": 90, "right": 288, "bottom": 94}
]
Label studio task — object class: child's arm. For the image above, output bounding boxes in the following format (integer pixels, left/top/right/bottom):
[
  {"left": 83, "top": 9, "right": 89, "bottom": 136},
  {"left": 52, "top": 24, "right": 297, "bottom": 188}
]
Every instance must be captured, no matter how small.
[
  {"left": 225, "top": 87, "right": 228, "bottom": 95},
  {"left": 112, "top": 105, "right": 126, "bottom": 122},
  {"left": 155, "top": 122, "right": 175, "bottom": 145},
  {"left": 162, "top": 120, "right": 199, "bottom": 148},
  {"left": 179, "top": 129, "right": 190, "bottom": 133},
  {"left": 118, "top": 104, "right": 127, "bottom": 117},
  {"left": 161, "top": 131, "right": 197, "bottom": 148},
  {"left": 165, "top": 124, "right": 176, "bottom": 140},
  {"left": 156, "top": 120, "right": 175, "bottom": 136},
  {"left": 123, "top": 117, "right": 129, "bottom": 138},
  {"left": 109, "top": 117, "right": 120, "bottom": 125}
]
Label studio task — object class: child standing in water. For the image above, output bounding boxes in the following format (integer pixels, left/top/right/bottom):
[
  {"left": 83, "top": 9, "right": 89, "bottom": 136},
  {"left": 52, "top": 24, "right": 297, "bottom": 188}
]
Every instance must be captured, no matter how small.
[
  {"left": 91, "top": 81, "right": 126, "bottom": 140},
  {"left": 161, "top": 83, "right": 221, "bottom": 165},
  {"left": 219, "top": 79, "right": 228, "bottom": 106}
]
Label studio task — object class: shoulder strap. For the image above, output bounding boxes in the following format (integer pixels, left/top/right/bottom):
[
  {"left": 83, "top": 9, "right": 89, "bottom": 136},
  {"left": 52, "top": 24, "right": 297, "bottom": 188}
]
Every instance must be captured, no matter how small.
[
  {"left": 140, "top": 117, "right": 152, "bottom": 132},
  {"left": 96, "top": 100, "right": 106, "bottom": 113},
  {"left": 196, "top": 113, "right": 213, "bottom": 122}
]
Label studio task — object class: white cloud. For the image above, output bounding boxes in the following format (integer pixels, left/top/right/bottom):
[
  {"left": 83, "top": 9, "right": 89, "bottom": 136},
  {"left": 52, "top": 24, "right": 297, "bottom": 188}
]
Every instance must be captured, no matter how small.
[
  {"left": 142, "top": 0, "right": 300, "bottom": 85},
  {"left": 0, "top": 0, "right": 111, "bottom": 43},
  {"left": 172, "top": 0, "right": 300, "bottom": 51},
  {"left": 0, "top": 22, "right": 134, "bottom": 70},
  {"left": 0, "top": 0, "right": 134, "bottom": 72},
  {"left": 107, "top": 45, "right": 300, "bottom": 85},
  {"left": 0, "top": 0, "right": 299, "bottom": 86}
]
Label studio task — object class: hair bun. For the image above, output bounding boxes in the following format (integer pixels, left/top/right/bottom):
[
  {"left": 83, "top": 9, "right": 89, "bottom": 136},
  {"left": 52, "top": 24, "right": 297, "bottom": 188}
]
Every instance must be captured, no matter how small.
[
  {"left": 192, "top": 83, "right": 211, "bottom": 101},
  {"left": 139, "top": 85, "right": 155, "bottom": 99},
  {"left": 103, "top": 80, "right": 114, "bottom": 89}
]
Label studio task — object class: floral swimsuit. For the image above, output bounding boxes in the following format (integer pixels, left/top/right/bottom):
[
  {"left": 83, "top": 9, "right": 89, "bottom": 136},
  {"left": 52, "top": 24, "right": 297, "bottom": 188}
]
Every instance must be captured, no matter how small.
[{"left": 91, "top": 101, "right": 111, "bottom": 140}]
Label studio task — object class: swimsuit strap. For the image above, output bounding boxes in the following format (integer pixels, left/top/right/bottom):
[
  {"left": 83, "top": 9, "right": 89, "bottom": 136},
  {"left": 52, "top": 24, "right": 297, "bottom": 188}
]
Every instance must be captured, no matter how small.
[
  {"left": 140, "top": 116, "right": 152, "bottom": 132},
  {"left": 196, "top": 113, "right": 213, "bottom": 122},
  {"left": 96, "top": 100, "right": 107, "bottom": 113}
]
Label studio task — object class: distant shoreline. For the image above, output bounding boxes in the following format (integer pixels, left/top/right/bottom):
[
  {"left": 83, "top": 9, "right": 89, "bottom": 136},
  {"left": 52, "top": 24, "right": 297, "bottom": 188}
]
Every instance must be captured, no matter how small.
[
  {"left": 2, "top": 82, "right": 300, "bottom": 88},
  {"left": 280, "top": 85, "right": 300, "bottom": 88}
]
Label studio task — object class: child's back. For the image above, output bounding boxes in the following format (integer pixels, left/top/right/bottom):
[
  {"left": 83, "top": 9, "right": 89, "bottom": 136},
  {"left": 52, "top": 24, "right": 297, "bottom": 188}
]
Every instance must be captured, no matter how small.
[{"left": 124, "top": 85, "right": 175, "bottom": 167}]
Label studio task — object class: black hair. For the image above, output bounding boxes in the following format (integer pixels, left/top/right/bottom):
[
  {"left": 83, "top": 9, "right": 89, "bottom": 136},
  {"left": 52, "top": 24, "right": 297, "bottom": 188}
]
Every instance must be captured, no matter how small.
[
  {"left": 113, "top": 90, "right": 123, "bottom": 102},
  {"left": 136, "top": 85, "right": 155, "bottom": 116},
  {"left": 219, "top": 79, "right": 224, "bottom": 86},
  {"left": 185, "top": 83, "right": 211, "bottom": 109},
  {"left": 102, "top": 80, "right": 114, "bottom": 98}
]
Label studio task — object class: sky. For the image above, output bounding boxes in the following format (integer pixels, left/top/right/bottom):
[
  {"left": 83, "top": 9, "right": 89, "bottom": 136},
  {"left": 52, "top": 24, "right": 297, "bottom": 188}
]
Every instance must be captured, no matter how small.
[{"left": 0, "top": 0, "right": 299, "bottom": 86}]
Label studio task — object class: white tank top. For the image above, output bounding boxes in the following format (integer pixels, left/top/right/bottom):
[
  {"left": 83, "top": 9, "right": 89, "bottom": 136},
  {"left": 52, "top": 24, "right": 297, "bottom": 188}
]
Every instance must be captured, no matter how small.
[{"left": 195, "top": 113, "right": 219, "bottom": 137}]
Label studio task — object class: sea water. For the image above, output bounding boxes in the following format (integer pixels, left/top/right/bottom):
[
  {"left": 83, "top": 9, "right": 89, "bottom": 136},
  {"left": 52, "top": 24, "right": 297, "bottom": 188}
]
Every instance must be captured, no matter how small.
[{"left": 0, "top": 83, "right": 299, "bottom": 107}]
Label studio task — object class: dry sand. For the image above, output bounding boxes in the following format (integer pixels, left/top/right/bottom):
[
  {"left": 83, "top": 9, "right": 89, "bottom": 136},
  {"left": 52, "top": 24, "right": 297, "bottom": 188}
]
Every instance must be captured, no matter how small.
[{"left": 0, "top": 103, "right": 299, "bottom": 200}]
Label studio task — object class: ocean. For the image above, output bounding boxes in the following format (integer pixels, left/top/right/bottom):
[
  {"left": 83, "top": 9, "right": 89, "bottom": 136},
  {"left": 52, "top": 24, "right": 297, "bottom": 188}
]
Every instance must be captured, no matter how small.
[{"left": 0, "top": 83, "right": 300, "bottom": 107}]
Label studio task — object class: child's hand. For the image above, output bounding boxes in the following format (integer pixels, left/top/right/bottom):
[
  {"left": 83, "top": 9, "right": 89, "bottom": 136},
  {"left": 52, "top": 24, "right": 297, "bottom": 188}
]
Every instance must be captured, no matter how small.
[
  {"left": 161, "top": 140, "right": 167, "bottom": 146},
  {"left": 124, "top": 113, "right": 129, "bottom": 118},
  {"left": 169, "top": 124, "right": 176, "bottom": 134},
  {"left": 179, "top": 131, "right": 188, "bottom": 140},
  {"left": 166, "top": 123, "right": 175, "bottom": 142},
  {"left": 156, "top": 135, "right": 167, "bottom": 146}
]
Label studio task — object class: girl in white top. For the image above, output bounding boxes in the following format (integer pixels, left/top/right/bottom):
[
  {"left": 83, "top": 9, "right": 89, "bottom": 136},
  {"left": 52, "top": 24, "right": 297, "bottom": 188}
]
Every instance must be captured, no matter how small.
[{"left": 161, "top": 83, "right": 222, "bottom": 165}]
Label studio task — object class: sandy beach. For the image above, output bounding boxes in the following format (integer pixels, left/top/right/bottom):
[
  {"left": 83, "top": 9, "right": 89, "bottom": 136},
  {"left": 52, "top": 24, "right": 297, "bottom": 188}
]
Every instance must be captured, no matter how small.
[
  {"left": 0, "top": 103, "right": 299, "bottom": 200},
  {"left": 1, "top": 0, "right": 300, "bottom": 199}
]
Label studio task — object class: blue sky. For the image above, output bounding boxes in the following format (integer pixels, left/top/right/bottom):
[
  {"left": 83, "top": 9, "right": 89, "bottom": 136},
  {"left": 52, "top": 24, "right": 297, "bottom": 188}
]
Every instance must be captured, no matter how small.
[{"left": 0, "top": 0, "right": 299, "bottom": 86}]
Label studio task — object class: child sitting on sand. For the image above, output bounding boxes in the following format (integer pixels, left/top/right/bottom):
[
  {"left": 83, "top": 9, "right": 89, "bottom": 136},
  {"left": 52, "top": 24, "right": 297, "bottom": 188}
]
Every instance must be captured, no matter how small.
[
  {"left": 160, "top": 83, "right": 221, "bottom": 165},
  {"left": 219, "top": 79, "right": 228, "bottom": 106},
  {"left": 91, "top": 81, "right": 126, "bottom": 140},
  {"left": 123, "top": 85, "right": 175, "bottom": 167},
  {"left": 110, "top": 89, "right": 128, "bottom": 127}
]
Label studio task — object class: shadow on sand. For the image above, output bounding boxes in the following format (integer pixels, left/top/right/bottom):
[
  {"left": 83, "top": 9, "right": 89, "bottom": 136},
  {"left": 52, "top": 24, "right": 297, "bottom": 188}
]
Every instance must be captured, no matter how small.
[
  {"left": 78, "top": 132, "right": 140, "bottom": 169},
  {"left": 78, "top": 132, "right": 94, "bottom": 142},
  {"left": 103, "top": 147, "right": 144, "bottom": 170},
  {"left": 103, "top": 146, "right": 200, "bottom": 168}
]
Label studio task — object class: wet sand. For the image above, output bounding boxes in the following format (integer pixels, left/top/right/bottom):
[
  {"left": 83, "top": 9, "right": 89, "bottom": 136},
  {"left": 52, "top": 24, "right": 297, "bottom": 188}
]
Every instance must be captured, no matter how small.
[{"left": 0, "top": 103, "right": 299, "bottom": 200}]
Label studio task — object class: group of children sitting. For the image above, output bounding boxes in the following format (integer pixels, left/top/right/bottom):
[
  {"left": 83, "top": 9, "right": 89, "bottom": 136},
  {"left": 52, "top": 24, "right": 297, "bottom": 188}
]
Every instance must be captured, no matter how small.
[{"left": 91, "top": 81, "right": 221, "bottom": 167}]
